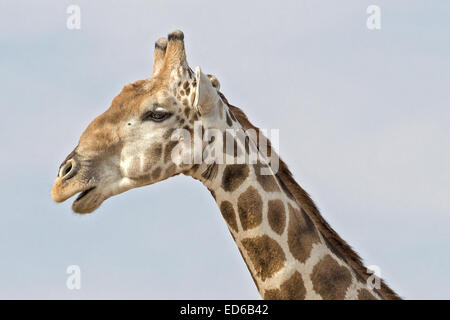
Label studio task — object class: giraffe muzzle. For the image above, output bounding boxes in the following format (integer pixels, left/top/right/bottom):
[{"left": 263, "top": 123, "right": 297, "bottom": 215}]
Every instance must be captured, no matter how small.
[
  {"left": 51, "top": 149, "right": 127, "bottom": 213},
  {"left": 51, "top": 153, "right": 96, "bottom": 206}
]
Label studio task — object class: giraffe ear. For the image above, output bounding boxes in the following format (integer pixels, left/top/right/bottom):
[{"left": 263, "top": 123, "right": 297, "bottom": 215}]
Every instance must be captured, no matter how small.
[
  {"left": 193, "top": 66, "right": 219, "bottom": 115},
  {"left": 207, "top": 74, "right": 220, "bottom": 91}
]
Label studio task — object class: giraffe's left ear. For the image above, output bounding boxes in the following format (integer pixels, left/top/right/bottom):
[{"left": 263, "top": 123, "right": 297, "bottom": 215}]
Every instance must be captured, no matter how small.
[{"left": 193, "top": 66, "right": 219, "bottom": 115}]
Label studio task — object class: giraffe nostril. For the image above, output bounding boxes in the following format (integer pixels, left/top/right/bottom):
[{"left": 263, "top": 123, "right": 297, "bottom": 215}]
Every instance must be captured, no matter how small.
[
  {"left": 62, "top": 163, "right": 72, "bottom": 176},
  {"left": 59, "top": 159, "right": 77, "bottom": 180}
]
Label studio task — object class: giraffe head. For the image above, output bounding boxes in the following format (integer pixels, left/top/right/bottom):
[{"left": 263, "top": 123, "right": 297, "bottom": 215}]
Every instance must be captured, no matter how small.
[{"left": 51, "top": 30, "right": 224, "bottom": 213}]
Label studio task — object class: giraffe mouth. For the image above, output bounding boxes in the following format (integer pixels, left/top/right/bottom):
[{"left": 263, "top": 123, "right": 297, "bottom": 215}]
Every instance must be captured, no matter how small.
[
  {"left": 74, "top": 187, "right": 96, "bottom": 202},
  {"left": 71, "top": 186, "right": 102, "bottom": 214}
]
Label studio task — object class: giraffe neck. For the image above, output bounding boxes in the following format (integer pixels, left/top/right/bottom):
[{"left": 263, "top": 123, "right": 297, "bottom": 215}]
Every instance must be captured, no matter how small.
[{"left": 191, "top": 161, "right": 381, "bottom": 300}]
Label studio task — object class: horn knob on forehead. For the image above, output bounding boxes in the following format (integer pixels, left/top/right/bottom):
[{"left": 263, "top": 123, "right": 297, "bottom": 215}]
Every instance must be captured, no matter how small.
[
  {"left": 168, "top": 29, "right": 184, "bottom": 41},
  {"left": 152, "top": 37, "right": 167, "bottom": 76},
  {"left": 155, "top": 37, "right": 168, "bottom": 50},
  {"left": 162, "top": 29, "right": 188, "bottom": 73}
]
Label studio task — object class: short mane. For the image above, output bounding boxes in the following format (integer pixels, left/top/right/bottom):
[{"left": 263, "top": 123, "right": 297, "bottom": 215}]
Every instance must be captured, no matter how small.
[{"left": 218, "top": 92, "right": 401, "bottom": 300}]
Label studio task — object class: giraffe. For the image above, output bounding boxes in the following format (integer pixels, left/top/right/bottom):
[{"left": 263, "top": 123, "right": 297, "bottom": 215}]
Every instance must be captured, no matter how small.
[{"left": 51, "top": 30, "right": 400, "bottom": 300}]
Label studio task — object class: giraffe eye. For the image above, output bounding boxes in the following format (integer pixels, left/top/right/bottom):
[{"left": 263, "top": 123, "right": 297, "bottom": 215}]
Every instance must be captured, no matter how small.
[{"left": 142, "top": 110, "right": 172, "bottom": 122}]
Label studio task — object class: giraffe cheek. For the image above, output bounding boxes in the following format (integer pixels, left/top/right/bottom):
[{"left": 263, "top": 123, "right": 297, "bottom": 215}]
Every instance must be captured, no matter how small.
[
  {"left": 119, "top": 150, "right": 150, "bottom": 180},
  {"left": 143, "top": 144, "right": 163, "bottom": 172},
  {"left": 120, "top": 155, "right": 140, "bottom": 179}
]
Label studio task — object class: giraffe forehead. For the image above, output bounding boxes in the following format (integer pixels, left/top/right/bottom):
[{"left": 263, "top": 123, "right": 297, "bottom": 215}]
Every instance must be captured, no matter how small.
[
  {"left": 139, "top": 91, "right": 179, "bottom": 114},
  {"left": 110, "top": 77, "right": 180, "bottom": 115}
]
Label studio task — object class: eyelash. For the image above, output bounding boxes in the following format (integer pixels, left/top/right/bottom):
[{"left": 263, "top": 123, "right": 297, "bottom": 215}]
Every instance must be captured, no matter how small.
[{"left": 142, "top": 110, "right": 172, "bottom": 122}]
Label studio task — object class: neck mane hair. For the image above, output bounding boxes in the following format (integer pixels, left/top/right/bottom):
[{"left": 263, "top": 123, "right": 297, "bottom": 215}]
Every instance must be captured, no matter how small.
[{"left": 214, "top": 92, "right": 400, "bottom": 300}]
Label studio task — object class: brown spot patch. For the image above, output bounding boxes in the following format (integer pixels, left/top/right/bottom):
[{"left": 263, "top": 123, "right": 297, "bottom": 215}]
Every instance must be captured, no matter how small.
[
  {"left": 287, "top": 204, "right": 320, "bottom": 263},
  {"left": 254, "top": 162, "right": 280, "bottom": 192},
  {"left": 164, "top": 141, "right": 178, "bottom": 162},
  {"left": 165, "top": 164, "right": 176, "bottom": 176},
  {"left": 244, "top": 135, "right": 250, "bottom": 155},
  {"left": 152, "top": 167, "right": 161, "bottom": 180},
  {"left": 237, "top": 186, "right": 263, "bottom": 231},
  {"left": 264, "top": 271, "right": 306, "bottom": 300},
  {"left": 267, "top": 200, "right": 286, "bottom": 235},
  {"left": 218, "top": 100, "right": 224, "bottom": 119},
  {"left": 358, "top": 288, "right": 377, "bottom": 300},
  {"left": 220, "top": 201, "right": 238, "bottom": 232},
  {"left": 263, "top": 289, "right": 283, "bottom": 300},
  {"left": 226, "top": 112, "right": 233, "bottom": 126},
  {"left": 241, "top": 235, "right": 285, "bottom": 281},
  {"left": 222, "top": 164, "right": 249, "bottom": 192},
  {"left": 163, "top": 128, "right": 175, "bottom": 140},
  {"left": 148, "top": 143, "right": 162, "bottom": 160},
  {"left": 311, "top": 254, "right": 352, "bottom": 300}
]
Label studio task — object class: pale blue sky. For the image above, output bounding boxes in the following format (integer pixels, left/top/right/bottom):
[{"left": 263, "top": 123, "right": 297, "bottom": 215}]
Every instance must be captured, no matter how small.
[{"left": 0, "top": 1, "right": 449, "bottom": 299}]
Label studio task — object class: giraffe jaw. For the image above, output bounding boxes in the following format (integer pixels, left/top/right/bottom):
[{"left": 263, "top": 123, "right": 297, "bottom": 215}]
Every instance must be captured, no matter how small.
[
  {"left": 71, "top": 186, "right": 98, "bottom": 214},
  {"left": 70, "top": 177, "right": 143, "bottom": 214}
]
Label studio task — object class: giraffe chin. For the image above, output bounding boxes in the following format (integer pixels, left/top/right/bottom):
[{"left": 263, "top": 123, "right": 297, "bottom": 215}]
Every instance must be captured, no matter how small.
[
  {"left": 70, "top": 178, "right": 140, "bottom": 214},
  {"left": 71, "top": 187, "right": 104, "bottom": 214}
]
